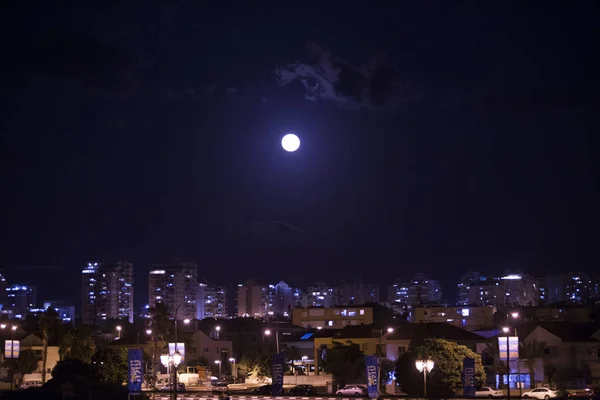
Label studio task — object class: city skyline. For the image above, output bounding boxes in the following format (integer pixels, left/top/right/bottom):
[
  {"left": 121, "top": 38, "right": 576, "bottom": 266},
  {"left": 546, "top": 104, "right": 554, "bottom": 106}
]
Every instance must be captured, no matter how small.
[{"left": 3, "top": 264, "right": 600, "bottom": 322}]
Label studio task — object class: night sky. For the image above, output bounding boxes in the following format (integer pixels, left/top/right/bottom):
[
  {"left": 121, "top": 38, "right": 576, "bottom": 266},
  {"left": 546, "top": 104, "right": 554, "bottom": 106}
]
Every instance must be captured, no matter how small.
[{"left": 1, "top": 2, "right": 598, "bottom": 308}]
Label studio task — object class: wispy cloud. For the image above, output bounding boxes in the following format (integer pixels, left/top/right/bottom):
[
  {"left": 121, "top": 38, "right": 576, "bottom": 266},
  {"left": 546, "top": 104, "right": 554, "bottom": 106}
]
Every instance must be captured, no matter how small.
[{"left": 275, "top": 42, "right": 419, "bottom": 109}]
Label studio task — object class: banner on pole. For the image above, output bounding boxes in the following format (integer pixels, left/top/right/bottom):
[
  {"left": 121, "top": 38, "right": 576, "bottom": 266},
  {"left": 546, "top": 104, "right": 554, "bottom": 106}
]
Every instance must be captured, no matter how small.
[
  {"left": 4, "top": 340, "right": 19, "bottom": 359},
  {"left": 127, "top": 349, "right": 143, "bottom": 392},
  {"left": 365, "top": 355, "right": 379, "bottom": 399},
  {"left": 271, "top": 353, "right": 285, "bottom": 396},
  {"left": 168, "top": 343, "right": 186, "bottom": 362},
  {"left": 463, "top": 357, "right": 476, "bottom": 397},
  {"left": 498, "top": 336, "right": 519, "bottom": 361}
]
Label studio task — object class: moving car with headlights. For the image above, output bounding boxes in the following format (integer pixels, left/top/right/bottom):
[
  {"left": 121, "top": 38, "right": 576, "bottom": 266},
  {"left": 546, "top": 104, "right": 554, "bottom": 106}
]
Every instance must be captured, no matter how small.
[{"left": 522, "top": 388, "right": 559, "bottom": 399}]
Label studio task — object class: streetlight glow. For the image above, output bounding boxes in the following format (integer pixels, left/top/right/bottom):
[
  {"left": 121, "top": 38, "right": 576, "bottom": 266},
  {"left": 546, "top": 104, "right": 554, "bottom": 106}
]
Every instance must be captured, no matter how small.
[
  {"left": 511, "top": 312, "right": 519, "bottom": 319},
  {"left": 12, "top": 326, "right": 17, "bottom": 331},
  {"left": 228, "top": 358, "right": 235, "bottom": 363},
  {"left": 0, "top": 324, "right": 6, "bottom": 329},
  {"left": 146, "top": 329, "right": 152, "bottom": 335},
  {"left": 264, "top": 329, "right": 271, "bottom": 335},
  {"left": 387, "top": 327, "right": 394, "bottom": 333},
  {"left": 183, "top": 319, "right": 190, "bottom": 324},
  {"left": 215, "top": 325, "right": 221, "bottom": 331},
  {"left": 116, "top": 326, "right": 122, "bottom": 331},
  {"left": 502, "top": 326, "right": 510, "bottom": 333}
]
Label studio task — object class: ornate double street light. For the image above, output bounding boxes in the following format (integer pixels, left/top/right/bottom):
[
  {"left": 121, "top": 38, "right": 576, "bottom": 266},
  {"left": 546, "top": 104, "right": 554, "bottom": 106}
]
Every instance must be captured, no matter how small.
[
  {"left": 415, "top": 359, "right": 435, "bottom": 397},
  {"left": 160, "top": 352, "right": 182, "bottom": 400}
]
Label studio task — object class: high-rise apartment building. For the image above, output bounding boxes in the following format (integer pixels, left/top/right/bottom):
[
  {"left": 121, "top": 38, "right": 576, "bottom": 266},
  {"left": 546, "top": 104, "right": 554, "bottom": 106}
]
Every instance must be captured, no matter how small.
[
  {"left": 338, "top": 279, "right": 380, "bottom": 305},
  {"left": 302, "top": 282, "right": 338, "bottom": 308},
  {"left": 149, "top": 263, "right": 197, "bottom": 320},
  {"left": 81, "top": 262, "right": 134, "bottom": 325},
  {"left": 0, "top": 272, "right": 7, "bottom": 309},
  {"left": 196, "top": 280, "right": 228, "bottom": 319},
  {"left": 237, "top": 280, "right": 268, "bottom": 318},
  {"left": 456, "top": 272, "right": 538, "bottom": 308},
  {"left": 271, "top": 281, "right": 296, "bottom": 317},
  {"left": 388, "top": 274, "right": 442, "bottom": 311},
  {"left": 546, "top": 272, "right": 599, "bottom": 304},
  {"left": 6, "top": 284, "right": 36, "bottom": 317}
]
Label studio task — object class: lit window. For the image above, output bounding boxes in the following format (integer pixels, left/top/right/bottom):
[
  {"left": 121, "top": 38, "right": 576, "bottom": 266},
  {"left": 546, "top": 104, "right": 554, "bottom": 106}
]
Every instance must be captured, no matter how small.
[
  {"left": 359, "top": 309, "right": 365, "bottom": 315},
  {"left": 461, "top": 309, "right": 470, "bottom": 317}
]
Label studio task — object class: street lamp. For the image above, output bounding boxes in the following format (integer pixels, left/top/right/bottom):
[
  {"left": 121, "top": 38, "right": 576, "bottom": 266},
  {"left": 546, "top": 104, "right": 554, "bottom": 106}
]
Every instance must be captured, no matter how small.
[
  {"left": 502, "top": 327, "right": 511, "bottom": 398},
  {"left": 264, "top": 328, "right": 280, "bottom": 353},
  {"left": 504, "top": 326, "right": 522, "bottom": 397},
  {"left": 215, "top": 325, "right": 221, "bottom": 339},
  {"left": 146, "top": 329, "right": 152, "bottom": 335},
  {"left": 415, "top": 359, "right": 434, "bottom": 397},
  {"left": 116, "top": 325, "right": 122, "bottom": 339},
  {"left": 377, "top": 327, "right": 394, "bottom": 394},
  {"left": 160, "top": 351, "right": 182, "bottom": 400},
  {"left": 215, "top": 360, "right": 222, "bottom": 378},
  {"left": 229, "top": 358, "right": 236, "bottom": 378},
  {"left": 511, "top": 312, "right": 519, "bottom": 319}
]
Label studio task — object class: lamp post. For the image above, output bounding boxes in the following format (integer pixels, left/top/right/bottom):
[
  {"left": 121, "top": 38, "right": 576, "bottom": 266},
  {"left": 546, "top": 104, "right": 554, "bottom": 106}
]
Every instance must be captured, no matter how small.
[
  {"left": 504, "top": 325, "right": 522, "bottom": 397},
  {"left": 503, "top": 327, "right": 511, "bottom": 398},
  {"left": 215, "top": 360, "right": 222, "bottom": 379},
  {"left": 415, "top": 359, "right": 434, "bottom": 398},
  {"left": 116, "top": 325, "right": 122, "bottom": 339},
  {"left": 229, "top": 358, "right": 236, "bottom": 378},
  {"left": 2, "top": 325, "right": 17, "bottom": 390},
  {"left": 215, "top": 325, "right": 221, "bottom": 340},
  {"left": 377, "top": 327, "right": 394, "bottom": 394},
  {"left": 161, "top": 351, "right": 182, "bottom": 400},
  {"left": 264, "top": 328, "right": 280, "bottom": 353}
]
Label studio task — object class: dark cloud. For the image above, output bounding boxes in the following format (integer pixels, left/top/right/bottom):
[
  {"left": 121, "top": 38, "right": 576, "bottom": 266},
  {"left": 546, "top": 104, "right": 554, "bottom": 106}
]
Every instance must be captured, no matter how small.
[{"left": 275, "top": 43, "right": 419, "bottom": 109}]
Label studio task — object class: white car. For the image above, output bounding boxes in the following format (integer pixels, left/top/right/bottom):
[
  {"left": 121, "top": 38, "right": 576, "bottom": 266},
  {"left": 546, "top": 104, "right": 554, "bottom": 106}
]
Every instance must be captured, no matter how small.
[
  {"left": 476, "top": 387, "right": 504, "bottom": 397},
  {"left": 522, "top": 388, "right": 559, "bottom": 399},
  {"left": 336, "top": 385, "right": 368, "bottom": 396}
]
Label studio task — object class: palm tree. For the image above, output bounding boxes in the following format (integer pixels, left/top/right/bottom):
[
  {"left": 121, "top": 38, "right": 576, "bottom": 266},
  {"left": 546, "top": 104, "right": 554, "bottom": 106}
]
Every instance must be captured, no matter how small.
[
  {"left": 485, "top": 340, "right": 508, "bottom": 388},
  {"left": 39, "top": 308, "right": 61, "bottom": 383},
  {"left": 519, "top": 340, "right": 547, "bottom": 388}
]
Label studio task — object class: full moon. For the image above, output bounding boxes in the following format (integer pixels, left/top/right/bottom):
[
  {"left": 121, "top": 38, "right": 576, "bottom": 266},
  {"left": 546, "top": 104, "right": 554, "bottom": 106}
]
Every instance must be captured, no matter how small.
[{"left": 281, "top": 133, "right": 300, "bottom": 152}]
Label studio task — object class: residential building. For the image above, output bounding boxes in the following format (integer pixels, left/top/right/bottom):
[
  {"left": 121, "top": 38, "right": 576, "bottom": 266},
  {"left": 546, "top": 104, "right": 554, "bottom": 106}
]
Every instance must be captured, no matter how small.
[
  {"left": 0, "top": 272, "right": 7, "bottom": 308},
  {"left": 237, "top": 280, "right": 267, "bottom": 318},
  {"left": 292, "top": 306, "right": 374, "bottom": 329},
  {"left": 456, "top": 272, "right": 539, "bottom": 308},
  {"left": 407, "top": 274, "right": 442, "bottom": 306},
  {"left": 196, "top": 280, "right": 228, "bottom": 320},
  {"left": 5, "top": 284, "right": 36, "bottom": 318},
  {"left": 28, "top": 301, "right": 76, "bottom": 324},
  {"left": 546, "top": 272, "right": 597, "bottom": 305},
  {"left": 338, "top": 279, "right": 380, "bottom": 305},
  {"left": 387, "top": 281, "right": 410, "bottom": 314},
  {"left": 508, "top": 306, "right": 591, "bottom": 323},
  {"left": 187, "top": 330, "right": 234, "bottom": 367},
  {"left": 410, "top": 306, "right": 496, "bottom": 331},
  {"left": 149, "top": 263, "right": 197, "bottom": 320},
  {"left": 272, "top": 281, "right": 295, "bottom": 317},
  {"left": 313, "top": 323, "right": 486, "bottom": 374},
  {"left": 81, "top": 261, "right": 134, "bottom": 325},
  {"left": 518, "top": 323, "right": 600, "bottom": 387},
  {"left": 18, "top": 333, "right": 60, "bottom": 377},
  {"left": 302, "top": 283, "right": 338, "bottom": 308}
]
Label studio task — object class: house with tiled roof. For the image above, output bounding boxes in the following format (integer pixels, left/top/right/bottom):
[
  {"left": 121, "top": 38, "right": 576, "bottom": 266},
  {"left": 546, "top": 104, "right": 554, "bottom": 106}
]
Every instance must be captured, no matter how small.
[{"left": 313, "top": 322, "right": 488, "bottom": 374}]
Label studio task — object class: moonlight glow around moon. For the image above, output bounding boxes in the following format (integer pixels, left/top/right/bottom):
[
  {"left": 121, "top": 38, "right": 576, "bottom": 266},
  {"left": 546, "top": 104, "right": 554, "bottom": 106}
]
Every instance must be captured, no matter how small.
[{"left": 281, "top": 133, "right": 300, "bottom": 152}]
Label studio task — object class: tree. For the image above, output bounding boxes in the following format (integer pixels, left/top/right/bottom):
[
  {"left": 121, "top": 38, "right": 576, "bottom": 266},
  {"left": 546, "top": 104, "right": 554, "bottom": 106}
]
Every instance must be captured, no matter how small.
[
  {"left": 39, "top": 307, "right": 60, "bottom": 383},
  {"left": 17, "top": 349, "right": 39, "bottom": 376},
  {"left": 379, "top": 358, "right": 395, "bottom": 393},
  {"left": 238, "top": 350, "right": 271, "bottom": 382},
  {"left": 321, "top": 341, "right": 365, "bottom": 389},
  {"left": 520, "top": 340, "right": 547, "bottom": 387},
  {"left": 92, "top": 348, "right": 128, "bottom": 384},
  {"left": 147, "top": 303, "right": 171, "bottom": 341},
  {"left": 60, "top": 325, "right": 95, "bottom": 363},
  {"left": 395, "top": 339, "right": 485, "bottom": 397},
  {"left": 484, "top": 340, "right": 507, "bottom": 388}
]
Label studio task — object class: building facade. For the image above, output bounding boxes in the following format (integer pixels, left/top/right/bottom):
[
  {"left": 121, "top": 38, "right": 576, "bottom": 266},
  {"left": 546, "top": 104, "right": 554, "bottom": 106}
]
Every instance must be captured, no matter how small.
[
  {"left": 338, "top": 279, "right": 380, "bottom": 305},
  {"left": 302, "top": 283, "right": 338, "bottom": 308},
  {"left": 410, "top": 306, "right": 496, "bottom": 331},
  {"left": 292, "top": 306, "right": 374, "bottom": 329},
  {"left": 149, "top": 263, "right": 197, "bottom": 320},
  {"left": 81, "top": 262, "right": 134, "bottom": 325},
  {"left": 546, "top": 272, "right": 599, "bottom": 305},
  {"left": 388, "top": 274, "right": 442, "bottom": 311},
  {"left": 237, "top": 280, "right": 267, "bottom": 318},
  {"left": 196, "top": 280, "right": 228, "bottom": 320},
  {"left": 5, "top": 284, "right": 36, "bottom": 318},
  {"left": 457, "top": 272, "right": 539, "bottom": 308}
]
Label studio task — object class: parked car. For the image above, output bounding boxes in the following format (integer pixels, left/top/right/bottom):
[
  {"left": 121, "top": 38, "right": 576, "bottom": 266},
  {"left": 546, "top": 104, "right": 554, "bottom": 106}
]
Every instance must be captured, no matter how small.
[
  {"left": 212, "top": 382, "right": 229, "bottom": 393},
  {"left": 522, "top": 388, "right": 559, "bottom": 399},
  {"left": 336, "top": 385, "right": 368, "bottom": 396},
  {"left": 252, "top": 385, "right": 285, "bottom": 395},
  {"left": 288, "top": 385, "right": 318, "bottom": 396},
  {"left": 475, "top": 387, "right": 504, "bottom": 397},
  {"left": 568, "top": 389, "right": 600, "bottom": 398},
  {"left": 159, "top": 382, "right": 186, "bottom": 392},
  {"left": 20, "top": 381, "right": 42, "bottom": 390}
]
